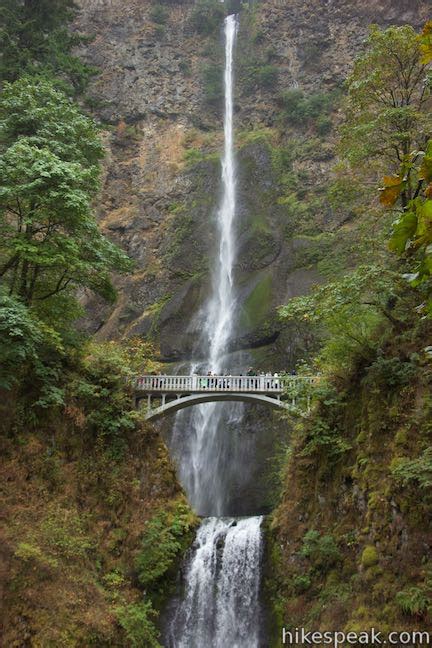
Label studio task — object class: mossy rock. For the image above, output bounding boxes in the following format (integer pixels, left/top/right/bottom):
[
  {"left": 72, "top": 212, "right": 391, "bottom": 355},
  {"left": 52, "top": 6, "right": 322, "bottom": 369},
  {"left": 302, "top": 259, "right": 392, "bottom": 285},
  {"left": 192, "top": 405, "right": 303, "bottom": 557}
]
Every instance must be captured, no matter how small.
[
  {"left": 240, "top": 273, "right": 273, "bottom": 329},
  {"left": 361, "top": 545, "right": 379, "bottom": 568}
]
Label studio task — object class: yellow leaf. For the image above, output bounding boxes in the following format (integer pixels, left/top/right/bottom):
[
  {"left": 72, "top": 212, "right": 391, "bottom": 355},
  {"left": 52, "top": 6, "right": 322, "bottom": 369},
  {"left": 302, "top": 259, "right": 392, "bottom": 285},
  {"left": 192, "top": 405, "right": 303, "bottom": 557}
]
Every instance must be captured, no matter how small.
[
  {"left": 379, "top": 176, "right": 404, "bottom": 207},
  {"left": 420, "top": 20, "right": 432, "bottom": 64}
]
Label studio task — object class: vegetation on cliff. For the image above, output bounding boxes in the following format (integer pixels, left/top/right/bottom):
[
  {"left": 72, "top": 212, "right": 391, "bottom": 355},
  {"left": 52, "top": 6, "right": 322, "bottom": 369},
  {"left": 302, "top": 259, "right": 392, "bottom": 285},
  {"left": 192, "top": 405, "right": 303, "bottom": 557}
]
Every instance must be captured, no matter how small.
[
  {"left": 268, "top": 22, "right": 432, "bottom": 641},
  {"left": 0, "top": 4, "right": 196, "bottom": 645}
]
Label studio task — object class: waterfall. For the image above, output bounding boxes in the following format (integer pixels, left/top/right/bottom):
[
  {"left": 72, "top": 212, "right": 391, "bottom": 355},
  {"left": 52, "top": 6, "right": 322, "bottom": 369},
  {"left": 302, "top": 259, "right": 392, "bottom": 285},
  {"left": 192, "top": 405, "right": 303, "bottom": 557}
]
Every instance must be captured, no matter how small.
[
  {"left": 169, "top": 13, "right": 241, "bottom": 516},
  {"left": 167, "top": 517, "right": 264, "bottom": 648},
  {"left": 165, "top": 15, "right": 265, "bottom": 647}
]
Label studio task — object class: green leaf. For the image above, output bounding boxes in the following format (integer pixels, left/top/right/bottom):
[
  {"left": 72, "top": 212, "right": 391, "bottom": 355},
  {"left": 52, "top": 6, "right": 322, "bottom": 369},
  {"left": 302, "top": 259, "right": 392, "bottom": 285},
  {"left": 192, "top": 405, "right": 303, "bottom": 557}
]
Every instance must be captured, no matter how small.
[{"left": 389, "top": 211, "right": 418, "bottom": 253}]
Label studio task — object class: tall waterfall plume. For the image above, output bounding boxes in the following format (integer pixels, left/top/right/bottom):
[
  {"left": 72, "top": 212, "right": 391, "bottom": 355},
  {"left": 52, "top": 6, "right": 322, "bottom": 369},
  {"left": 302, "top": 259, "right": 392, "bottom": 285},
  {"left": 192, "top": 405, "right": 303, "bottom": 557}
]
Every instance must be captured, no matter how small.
[{"left": 170, "top": 13, "right": 241, "bottom": 516}]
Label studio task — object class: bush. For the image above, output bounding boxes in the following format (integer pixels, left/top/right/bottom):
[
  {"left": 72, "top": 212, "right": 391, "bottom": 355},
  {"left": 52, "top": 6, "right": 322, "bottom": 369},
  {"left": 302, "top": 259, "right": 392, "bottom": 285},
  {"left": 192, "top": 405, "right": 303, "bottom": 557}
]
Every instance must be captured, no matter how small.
[
  {"left": 135, "top": 500, "right": 196, "bottom": 591},
  {"left": 300, "top": 530, "right": 341, "bottom": 572},
  {"left": 149, "top": 5, "right": 168, "bottom": 24},
  {"left": 316, "top": 115, "right": 333, "bottom": 135},
  {"left": 391, "top": 448, "right": 432, "bottom": 490},
  {"left": 116, "top": 602, "right": 161, "bottom": 648},
  {"left": 278, "top": 89, "right": 335, "bottom": 130},
  {"left": 293, "top": 573, "right": 312, "bottom": 593},
  {"left": 255, "top": 64, "right": 279, "bottom": 89},
  {"left": 190, "top": 0, "right": 225, "bottom": 36},
  {"left": 365, "top": 354, "right": 418, "bottom": 389},
  {"left": 396, "top": 587, "right": 430, "bottom": 617},
  {"left": 202, "top": 63, "right": 223, "bottom": 107}
]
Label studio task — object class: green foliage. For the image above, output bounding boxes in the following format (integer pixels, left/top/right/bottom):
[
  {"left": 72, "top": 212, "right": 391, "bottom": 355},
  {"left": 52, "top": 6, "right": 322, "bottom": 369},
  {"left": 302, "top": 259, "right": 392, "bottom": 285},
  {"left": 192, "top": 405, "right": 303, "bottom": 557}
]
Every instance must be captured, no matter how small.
[
  {"left": 392, "top": 448, "right": 432, "bottom": 490},
  {"left": 0, "top": 0, "right": 96, "bottom": 91},
  {"left": 0, "top": 77, "right": 131, "bottom": 315},
  {"left": 340, "top": 24, "right": 431, "bottom": 169},
  {"left": 361, "top": 545, "right": 379, "bottom": 568},
  {"left": 255, "top": 64, "right": 279, "bottom": 89},
  {"left": 135, "top": 500, "right": 196, "bottom": 591},
  {"left": 300, "top": 530, "right": 341, "bottom": 572},
  {"left": 190, "top": 0, "right": 225, "bottom": 36},
  {"left": 365, "top": 354, "right": 418, "bottom": 389},
  {"left": 68, "top": 340, "right": 158, "bottom": 456},
  {"left": 279, "top": 265, "right": 403, "bottom": 374},
  {"left": 384, "top": 143, "right": 432, "bottom": 301},
  {"left": 292, "top": 573, "right": 312, "bottom": 593},
  {"left": 0, "top": 292, "right": 71, "bottom": 410},
  {"left": 396, "top": 587, "right": 430, "bottom": 617},
  {"left": 278, "top": 89, "right": 336, "bottom": 130},
  {"left": 41, "top": 505, "right": 93, "bottom": 559},
  {"left": 300, "top": 408, "right": 351, "bottom": 459},
  {"left": 115, "top": 601, "right": 161, "bottom": 648},
  {"left": 0, "top": 293, "right": 50, "bottom": 388},
  {"left": 338, "top": 23, "right": 432, "bottom": 307},
  {"left": 202, "top": 62, "right": 224, "bottom": 107},
  {"left": 150, "top": 5, "right": 169, "bottom": 24},
  {"left": 14, "top": 541, "right": 58, "bottom": 569}
]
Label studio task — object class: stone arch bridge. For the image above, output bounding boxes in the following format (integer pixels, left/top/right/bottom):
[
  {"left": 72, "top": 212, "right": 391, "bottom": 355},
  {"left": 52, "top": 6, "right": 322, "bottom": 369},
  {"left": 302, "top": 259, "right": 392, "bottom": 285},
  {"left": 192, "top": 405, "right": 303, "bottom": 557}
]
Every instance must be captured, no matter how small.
[{"left": 134, "top": 375, "right": 319, "bottom": 421}]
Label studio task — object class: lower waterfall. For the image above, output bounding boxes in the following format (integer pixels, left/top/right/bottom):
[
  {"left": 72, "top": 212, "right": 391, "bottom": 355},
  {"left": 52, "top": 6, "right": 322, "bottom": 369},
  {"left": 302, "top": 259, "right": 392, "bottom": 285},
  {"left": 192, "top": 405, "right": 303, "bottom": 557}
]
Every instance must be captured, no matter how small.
[{"left": 167, "top": 517, "right": 264, "bottom": 648}]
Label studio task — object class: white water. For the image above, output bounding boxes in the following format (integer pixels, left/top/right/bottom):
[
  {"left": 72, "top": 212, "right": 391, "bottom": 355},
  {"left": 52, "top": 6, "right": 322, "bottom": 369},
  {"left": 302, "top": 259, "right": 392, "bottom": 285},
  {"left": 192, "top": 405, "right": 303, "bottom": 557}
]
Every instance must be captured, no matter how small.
[
  {"left": 168, "top": 517, "right": 264, "bottom": 648},
  {"left": 166, "top": 16, "right": 265, "bottom": 648},
  {"left": 170, "top": 13, "right": 241, "bottom": 516}
]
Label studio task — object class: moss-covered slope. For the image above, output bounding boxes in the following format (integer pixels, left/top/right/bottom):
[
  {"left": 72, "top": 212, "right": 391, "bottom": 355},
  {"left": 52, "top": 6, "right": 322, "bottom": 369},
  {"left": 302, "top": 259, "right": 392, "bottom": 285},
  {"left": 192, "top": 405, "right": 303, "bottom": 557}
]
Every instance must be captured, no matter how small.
[
  {"left": 0, "top": 376, "right": 196, "bottom": 646},
  {"left": 266, "top": 320, "right": 432, "bottom": 643}
]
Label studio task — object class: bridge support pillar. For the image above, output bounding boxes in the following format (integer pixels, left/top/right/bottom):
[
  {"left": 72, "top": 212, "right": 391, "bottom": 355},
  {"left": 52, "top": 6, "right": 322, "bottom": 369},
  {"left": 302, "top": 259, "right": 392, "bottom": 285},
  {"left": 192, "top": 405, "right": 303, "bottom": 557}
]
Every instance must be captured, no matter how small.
[
  {"left": 147, "top": 394, "right": 151, "bottom": 412},
  {"left": 162, "top": 394, "right": 166, "bottom": 406}
]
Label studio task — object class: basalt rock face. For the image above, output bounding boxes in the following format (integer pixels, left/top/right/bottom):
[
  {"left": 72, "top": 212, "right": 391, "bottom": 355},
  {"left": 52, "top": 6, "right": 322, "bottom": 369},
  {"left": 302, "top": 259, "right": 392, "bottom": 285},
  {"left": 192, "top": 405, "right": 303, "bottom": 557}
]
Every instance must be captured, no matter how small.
[
  {"left": 75, "top": 0, "right": 428, "bottom": 365},
  {"left": 74, "top": 0, "right": 429, "bottom": 519}
]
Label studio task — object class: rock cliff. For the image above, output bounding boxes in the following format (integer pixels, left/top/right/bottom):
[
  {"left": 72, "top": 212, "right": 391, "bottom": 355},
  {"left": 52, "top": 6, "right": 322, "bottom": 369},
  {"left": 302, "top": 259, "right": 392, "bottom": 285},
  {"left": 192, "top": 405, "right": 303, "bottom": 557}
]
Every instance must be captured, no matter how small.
[{"left": 75, "top": 0, "right": 428, "bottom": 365}]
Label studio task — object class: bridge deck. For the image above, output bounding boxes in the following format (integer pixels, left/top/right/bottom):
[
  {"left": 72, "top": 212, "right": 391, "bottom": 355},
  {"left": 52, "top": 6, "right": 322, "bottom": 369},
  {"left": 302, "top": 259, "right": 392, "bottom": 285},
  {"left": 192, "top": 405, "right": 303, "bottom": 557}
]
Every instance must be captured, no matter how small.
[
  {"left": 134, "top": 375, "right": 318, "bottom": 420},
  {"left": 135, "top": 375, "right": 311, "bottom": 395}
]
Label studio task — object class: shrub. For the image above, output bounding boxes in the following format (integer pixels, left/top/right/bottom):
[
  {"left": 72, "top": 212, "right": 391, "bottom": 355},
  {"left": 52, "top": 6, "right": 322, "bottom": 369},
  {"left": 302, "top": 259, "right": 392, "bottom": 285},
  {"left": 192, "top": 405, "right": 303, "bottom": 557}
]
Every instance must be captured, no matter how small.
[
  {"left": 202, "top": 63, "right": 223, "bottom": 107},
  {"left": 116, "top": 601, "right": 161, "bottom": 648},
  {"left": 396, "top": 587, "right": 430, "bottom": 617},
  {"left": 316, "top": 115, "right": 333, "bottom": 135},
  {"left": 300, "top": 530, "right": 341, "bottom": 572},
  {"left": 190, "top": 0, "right": 225, "bottom": 36},
  {"left": 391, "top": 448, "right": 432, "bottom": 490},
  {"left": 278, "top": 89, "right": 335, "bottom": 130},
  {"left": 149, "top": 5, "right": 168, "bottom": 24},
  {"left": 293, "top": 573, "right": 312, "bottom": 593},
  {"left": 255, "top": 64, "right": 279, "bottom": 89},
  {"left": 365, "top": 355, "right": 418, "bottom": 389},
  {"left": 135, "top": 500, "right": 196, "bottom": 590}
]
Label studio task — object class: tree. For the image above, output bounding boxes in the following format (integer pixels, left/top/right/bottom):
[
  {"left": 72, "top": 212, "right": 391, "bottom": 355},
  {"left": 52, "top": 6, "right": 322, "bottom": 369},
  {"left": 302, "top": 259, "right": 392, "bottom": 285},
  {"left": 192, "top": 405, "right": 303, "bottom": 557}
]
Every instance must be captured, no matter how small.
[
  {"left": 373, "top": 23, "right": 432, "bottom": 303},
  {"left": 278, "top": 265, "right": 407, "bottom": 373},
  {"left": 0, "top": 0, "right": 96, "bottom": 91},
  {"left": 341, "top": 24, "right": 431, "bottom": 182},
  {"left": 0, "top": 77, "right": 131, "bottom": 312},
  {"left": 340, "top": 23, "right": 432, "bottom": 308}
]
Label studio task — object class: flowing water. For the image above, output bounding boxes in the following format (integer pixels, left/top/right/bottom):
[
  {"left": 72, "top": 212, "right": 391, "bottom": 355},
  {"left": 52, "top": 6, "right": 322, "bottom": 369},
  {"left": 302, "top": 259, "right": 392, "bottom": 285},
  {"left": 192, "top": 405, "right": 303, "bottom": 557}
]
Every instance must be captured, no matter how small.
[
  {"left": 167, "top": 517, "right": 264, "bottom": 648},
  {"left": 169, "top": 12, "right": 240, "bottom": 516},
  {"left": 166, "top": 15, "right": 265, "bottom": 647}
]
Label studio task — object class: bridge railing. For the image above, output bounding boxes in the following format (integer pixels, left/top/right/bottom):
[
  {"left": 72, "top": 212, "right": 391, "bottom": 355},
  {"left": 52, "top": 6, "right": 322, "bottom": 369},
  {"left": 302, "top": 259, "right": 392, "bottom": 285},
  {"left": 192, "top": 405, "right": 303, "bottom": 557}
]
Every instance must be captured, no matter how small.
[{"left": 135, "top": 375, "right": 319, "bottom": 394}]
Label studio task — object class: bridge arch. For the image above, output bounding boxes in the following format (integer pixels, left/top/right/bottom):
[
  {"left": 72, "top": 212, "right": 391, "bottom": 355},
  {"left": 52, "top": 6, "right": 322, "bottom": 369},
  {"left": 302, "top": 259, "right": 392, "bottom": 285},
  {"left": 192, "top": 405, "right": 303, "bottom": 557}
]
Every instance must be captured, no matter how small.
[{"left": 139, "top": 393, "right": 288, "bottom": 421}]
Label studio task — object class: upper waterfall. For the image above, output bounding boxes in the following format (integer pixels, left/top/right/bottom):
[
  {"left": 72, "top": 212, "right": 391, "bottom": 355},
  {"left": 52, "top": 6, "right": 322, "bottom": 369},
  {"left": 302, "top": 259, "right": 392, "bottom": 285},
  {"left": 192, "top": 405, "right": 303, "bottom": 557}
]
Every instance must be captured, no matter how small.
[
  {"left": 169, "top": 13, "right": 241, "bottom": 516},
  {"left": 206, "top": 12, "right": 238, "bottom": 370}
]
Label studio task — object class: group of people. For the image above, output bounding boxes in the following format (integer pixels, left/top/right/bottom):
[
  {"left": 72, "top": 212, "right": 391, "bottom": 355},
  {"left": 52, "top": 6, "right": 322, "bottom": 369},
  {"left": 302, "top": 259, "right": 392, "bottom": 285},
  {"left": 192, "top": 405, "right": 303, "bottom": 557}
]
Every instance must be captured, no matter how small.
[{"left": 192, "top": 368, "right": 283, "bottom": 390}]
